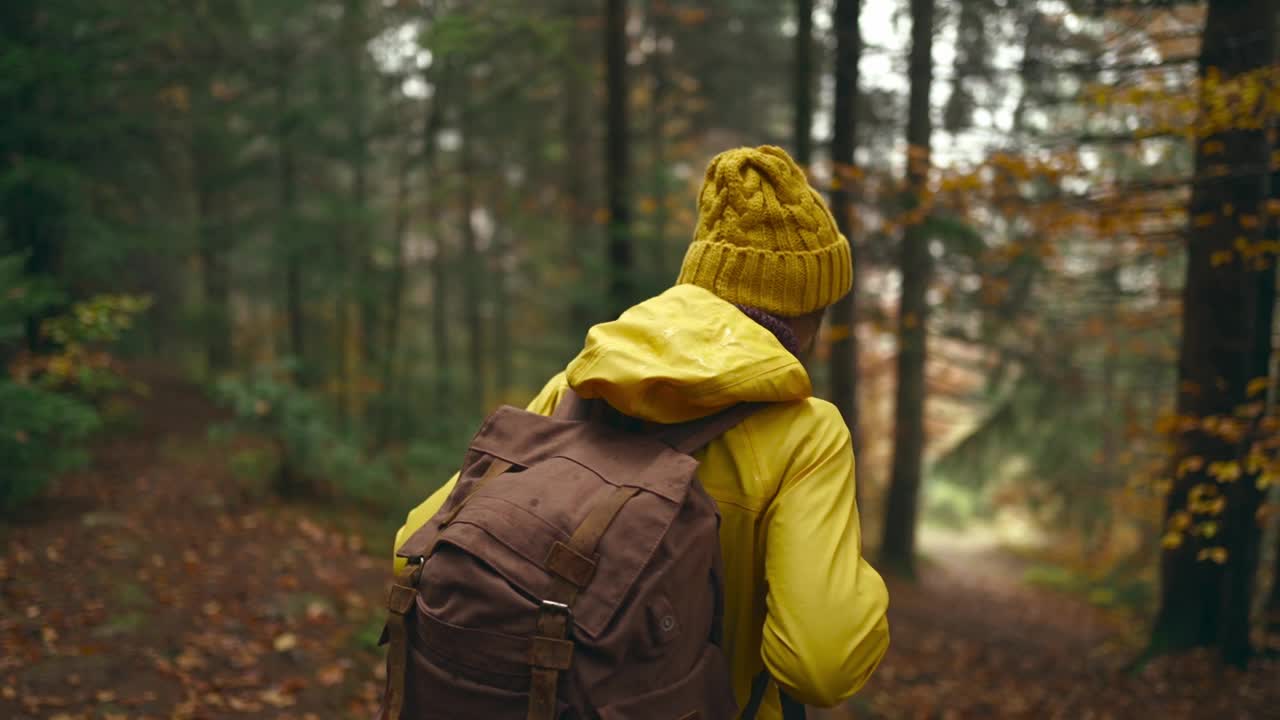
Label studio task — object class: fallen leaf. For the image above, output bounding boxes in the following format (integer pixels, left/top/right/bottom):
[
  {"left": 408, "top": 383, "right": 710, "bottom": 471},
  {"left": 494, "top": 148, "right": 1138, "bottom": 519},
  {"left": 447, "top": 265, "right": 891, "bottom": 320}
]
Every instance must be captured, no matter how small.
[
  {"left": 227, "top": 695, "right": 262, "bottom": 712},
  {"left": 273, "top": 633, "right": 298, "bottom": 652},
  {"left": 317, "top": 663, "right": 345, "bottom": 686},
  {"left": 259, "top": 686, "right": 296, "bottom": 708}
]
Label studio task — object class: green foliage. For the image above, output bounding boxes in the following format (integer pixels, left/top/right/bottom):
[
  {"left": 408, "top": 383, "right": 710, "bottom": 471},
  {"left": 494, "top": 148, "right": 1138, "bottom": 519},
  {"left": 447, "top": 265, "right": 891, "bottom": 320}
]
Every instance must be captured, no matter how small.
[
  {"left": 1023, "top": 561, "right": 1155, "bottom": 614},
  {"left": 0, "top": 255, "right": 147, "bottom": 513},
  {"left": 35, "top": 293, "right": 153, "bottom": 397},
  {"left": 211, "top": 364, "right": 397, "bottom": 506},
  {"left": 923, "top": 480, "right": 985, "bottom": 529},
  {"left": 0, "top": 379, "right": 99, "bottom": 512},
  {"left": 0, "top": 255, "right": 64, "bottom": 343}
]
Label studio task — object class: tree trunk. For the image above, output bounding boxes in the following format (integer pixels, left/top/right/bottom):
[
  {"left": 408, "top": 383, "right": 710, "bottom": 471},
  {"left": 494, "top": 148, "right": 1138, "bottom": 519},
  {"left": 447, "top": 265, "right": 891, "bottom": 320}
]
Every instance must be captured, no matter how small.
[
  {"left": 494, "top": 160, "right": 514, "bottom": 398},
  {"left": 378, "top": 133, "right": 413, "bottom": 446},
  {"left": 563, "top": 4, "right": 594, "bottom": 337},
  {"left": 275, "top": 55, "right": 306, "bottom": 382},
  {"left": 827, "top": 0, "right": 862, "bottom": 462},
  {"left": 430, "top": 219, "right": 452, "bottom": 422},
  {"left": 1268, "top": 530, "right": 1280, "bottom": 645},
  {"left": 793, "top": 0, "right": 814, "bottom": 169},
  {"left": 422, "top": 64, "right": 453, "bottom": 424},
  {"left": 196, "top": 190, "right": 232, "bottom": 374},
  {"left": 648, "top": 4, "right": 670, "bottom": 279},
  {"left": 880, "top": 0, "right": 935, "bottom": 577},
  {"left": 1267, "top": 180, "right": 1280, "bottom": 648},
  {"left": 1150, "top": 0, "right": 1276, "bottom": 667},
  {"left": 340, "top": 0, "right": 370, "bottom": 427},
  {"left": 605, "top": 0, "right": 634, "bottom": 319},
  {"left": 191, "top": 101, "right": 232, "bottom": 375},
  {"left": 460, "top": 106, "right": 486, "bottom": 416}
]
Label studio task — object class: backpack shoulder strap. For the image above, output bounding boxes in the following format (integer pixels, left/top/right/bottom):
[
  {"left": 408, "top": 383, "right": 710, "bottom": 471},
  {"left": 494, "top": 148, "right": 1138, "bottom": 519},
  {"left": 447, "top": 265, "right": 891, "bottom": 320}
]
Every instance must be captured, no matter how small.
[
  {"left": 657, "top": 402, "right": 769, "bottom": 456},
  {"left": 554, "top": 388, "right": 767, "bottom": 456}
]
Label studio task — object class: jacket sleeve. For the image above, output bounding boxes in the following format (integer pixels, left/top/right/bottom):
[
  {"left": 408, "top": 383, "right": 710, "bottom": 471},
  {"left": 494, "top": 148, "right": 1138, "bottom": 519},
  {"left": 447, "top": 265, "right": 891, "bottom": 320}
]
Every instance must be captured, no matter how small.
[
  {"left": 392, "top": 374, "right": 570, "bottom": 572},
  {"left": 760, "top": 402, "right": 890, "bottom": 707}
]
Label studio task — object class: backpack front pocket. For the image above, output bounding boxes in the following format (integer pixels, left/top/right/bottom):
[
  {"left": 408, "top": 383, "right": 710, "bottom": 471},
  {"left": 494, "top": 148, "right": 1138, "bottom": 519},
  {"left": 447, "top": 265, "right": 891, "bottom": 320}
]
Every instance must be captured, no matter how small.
[{"left": 595, "top": 644, "right": 738, "bottom": 720}]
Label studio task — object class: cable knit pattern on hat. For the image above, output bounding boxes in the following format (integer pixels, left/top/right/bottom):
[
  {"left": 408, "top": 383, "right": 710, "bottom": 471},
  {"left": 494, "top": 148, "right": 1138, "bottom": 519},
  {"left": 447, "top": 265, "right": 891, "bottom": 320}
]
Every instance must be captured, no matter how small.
[{"left": 676, "top": 145, "right": 852, "bottom": 317}]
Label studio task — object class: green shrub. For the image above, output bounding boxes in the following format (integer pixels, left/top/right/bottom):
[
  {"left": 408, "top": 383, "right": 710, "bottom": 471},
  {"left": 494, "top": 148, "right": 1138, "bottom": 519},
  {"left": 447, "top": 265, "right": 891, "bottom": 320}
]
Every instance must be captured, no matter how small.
[
  {"left": 0, "top": 254, "right": 148, "bottom": 512},
  {"left": 0, "top": 380, "right": 99, "bottom": 511},
  {"left": 211, "top": 364, "right": 397, "bottom": 505}
]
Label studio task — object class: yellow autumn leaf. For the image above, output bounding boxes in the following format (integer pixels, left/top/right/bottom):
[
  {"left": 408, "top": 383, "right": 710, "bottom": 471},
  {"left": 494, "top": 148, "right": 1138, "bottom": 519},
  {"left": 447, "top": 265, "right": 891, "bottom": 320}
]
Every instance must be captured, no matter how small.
[
  {"left": 826, "top": 324, "right": 852, "bottom": 343},
  {"left": 1169, "top": 510, "right": 1193, "bottom": 532},
  {"left": 1259, "top": 471, "right": 1276, "bottom": 490},
  {"left": 1247, "top": 377, "right": 1270, "bottom": 397},
  {"left": 1211, "top": 250, "right": 1234, "bottom": 267},
  {"left": 1196, "top": 521, "right": 1219, "bottom": 538},
  {"left": 1154, "top": 412, "right": 1179, "bottom": 435},
  {"left": 1235, "top": 402, "right": 1264, "bottom": 419},
  {"left": 1208, "top": 460, "right": 1242, "bottom": 482},
  {"left": 1153, "top": 477, "right": 1173, "bottom": 495},
  {"left": 1200, "top": 496, "right": 1226, "bottom": 516},
  {"left": 1188, "top": 483, "right": 1217, "bottom": 505},
  {"left": 1161, "top": 531, "right": 1183, "bottom": 549},
  {"left": 1193, "top": 212, "right": 1216, "bottom": 227},
  {"left": 1177, "top": 456, "right": 1205, "bottom": 477},
  {"left": 1203, "top": 139, "right": 1225, "bottom": 155},
  {"left": 1197, "top": 547, "right": 1228, "bottom": 564},
  {"left": 1240, "top": 214, "right": 1260, "bottom": 229}
]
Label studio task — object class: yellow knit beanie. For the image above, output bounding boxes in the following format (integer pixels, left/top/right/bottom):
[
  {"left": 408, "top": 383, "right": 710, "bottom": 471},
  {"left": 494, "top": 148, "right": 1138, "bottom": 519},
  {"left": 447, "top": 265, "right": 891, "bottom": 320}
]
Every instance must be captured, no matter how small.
[{"left": 677, "top": 145, "right": 852, "bottom": 317}]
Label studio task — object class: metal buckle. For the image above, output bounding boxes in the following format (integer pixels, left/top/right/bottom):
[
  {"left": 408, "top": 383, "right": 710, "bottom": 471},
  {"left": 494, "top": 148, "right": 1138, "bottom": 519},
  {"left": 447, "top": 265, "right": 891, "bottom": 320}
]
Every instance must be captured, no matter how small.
[
  {"left": 406, "top": 555, "right": 424, "bottom": 566},
  {"left": 540, "top": 599, "right": 571, "bottom": 616}
]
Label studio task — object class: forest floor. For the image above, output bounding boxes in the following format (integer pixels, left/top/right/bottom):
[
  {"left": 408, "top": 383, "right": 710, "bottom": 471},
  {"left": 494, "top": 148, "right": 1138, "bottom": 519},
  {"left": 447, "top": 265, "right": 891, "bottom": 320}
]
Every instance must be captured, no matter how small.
[{"left": 2, "top": 377, "right": 1278, "bottom": 720}]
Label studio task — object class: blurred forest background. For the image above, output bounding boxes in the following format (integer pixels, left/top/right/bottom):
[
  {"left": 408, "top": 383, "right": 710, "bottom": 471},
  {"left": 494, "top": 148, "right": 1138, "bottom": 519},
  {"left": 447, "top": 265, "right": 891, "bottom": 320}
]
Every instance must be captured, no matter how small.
[{"left": 4, "top": 0, "right": 1280, "bottom": 717}]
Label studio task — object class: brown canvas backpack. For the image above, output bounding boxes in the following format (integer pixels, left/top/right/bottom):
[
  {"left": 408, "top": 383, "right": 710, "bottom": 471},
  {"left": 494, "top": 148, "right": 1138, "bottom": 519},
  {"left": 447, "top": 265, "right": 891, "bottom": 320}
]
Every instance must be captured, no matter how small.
[{"left": 377, "top": 390, "right": 806, "bottom": 719}]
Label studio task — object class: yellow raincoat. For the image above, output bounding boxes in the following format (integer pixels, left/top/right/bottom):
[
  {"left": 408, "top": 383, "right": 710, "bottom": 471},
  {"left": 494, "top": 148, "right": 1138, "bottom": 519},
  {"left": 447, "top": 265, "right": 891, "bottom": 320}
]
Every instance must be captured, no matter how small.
[{"left": 394, "top": 284, "right": 889, "bottom": 717}]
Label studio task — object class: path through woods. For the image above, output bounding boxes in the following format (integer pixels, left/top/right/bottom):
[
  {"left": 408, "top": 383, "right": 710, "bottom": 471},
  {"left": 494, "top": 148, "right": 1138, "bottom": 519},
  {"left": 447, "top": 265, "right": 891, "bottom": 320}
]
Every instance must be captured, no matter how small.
[{"left": 2, "top": 378, "right": 1277, "bottom": 719}]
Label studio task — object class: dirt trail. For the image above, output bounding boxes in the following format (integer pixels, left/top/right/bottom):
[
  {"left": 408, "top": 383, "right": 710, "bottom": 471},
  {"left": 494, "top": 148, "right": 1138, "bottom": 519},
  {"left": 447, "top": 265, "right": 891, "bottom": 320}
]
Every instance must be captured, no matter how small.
[
  {"left": 2, "top": 379, "right": 1277, "bottom": 719},
  {"left": 1, "top": 378, "right": 389, "bottom": 719}
]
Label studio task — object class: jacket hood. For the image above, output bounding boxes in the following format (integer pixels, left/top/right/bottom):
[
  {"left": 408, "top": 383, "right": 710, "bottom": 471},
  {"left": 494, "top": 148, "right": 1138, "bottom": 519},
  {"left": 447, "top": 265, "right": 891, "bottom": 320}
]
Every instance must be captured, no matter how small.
[{"left": 564, "top": 284, "right": 813, "bottom": 423}]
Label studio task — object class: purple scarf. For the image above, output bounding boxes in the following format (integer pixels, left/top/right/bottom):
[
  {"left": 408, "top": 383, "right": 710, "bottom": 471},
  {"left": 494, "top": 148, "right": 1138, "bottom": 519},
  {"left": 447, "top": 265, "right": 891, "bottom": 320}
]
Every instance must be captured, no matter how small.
[{"left": 734, "top": 305, "right": 801, "bottom": 357}]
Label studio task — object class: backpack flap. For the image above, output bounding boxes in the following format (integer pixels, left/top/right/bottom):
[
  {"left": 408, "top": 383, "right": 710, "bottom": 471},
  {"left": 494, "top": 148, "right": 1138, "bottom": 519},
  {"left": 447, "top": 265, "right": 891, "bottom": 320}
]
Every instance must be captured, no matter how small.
[{"left": 417, "top": 406, "right": 701, "bottom": 641}]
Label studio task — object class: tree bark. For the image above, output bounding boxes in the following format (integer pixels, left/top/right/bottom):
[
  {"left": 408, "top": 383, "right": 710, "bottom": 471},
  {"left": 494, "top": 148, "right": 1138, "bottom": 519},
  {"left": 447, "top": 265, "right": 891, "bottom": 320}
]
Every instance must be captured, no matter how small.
[
  {"left": 275, "top": 53, "right": 306, "bottom": 382},
  {"left": 793, "top": 0, "right": 814, "bottom": 169},
  {"left": 605, "top": 0, "right": 634, "bottom": 319},
  {"left": 378, "top": 129, "right": 413, "bottom": 446},
  {"left": 648, "top": 3, "right": 670, "bottom": 279},
  {"left": 881, "top": 0, "right": 935, "bottom": 576},
  {"left": 1150, "top": 0, "right": 1276, "bottom": 667},
  {"left": 827, "top": 0, "right": 862, "bottom": 464},
  {"left": 1268, "top": 530, "right": 1280, "bottom": 645},
  {"left": 190, "top": 92, "right": 233, "bottom": 374},
  {"left": 422, "top": 63, "right": 453, "bottom": 423},
  {"left": 494, "top": 157, "right": 514, "bottom": 398},
  {"left": 563, "top": 3, "right": 594, "bottom": 337},
  {"left": 332, "top": 0, "right": 368, "bottom": 425},
  {"left": 460, "top": 103, "right": 486, "bottom": 417}
]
